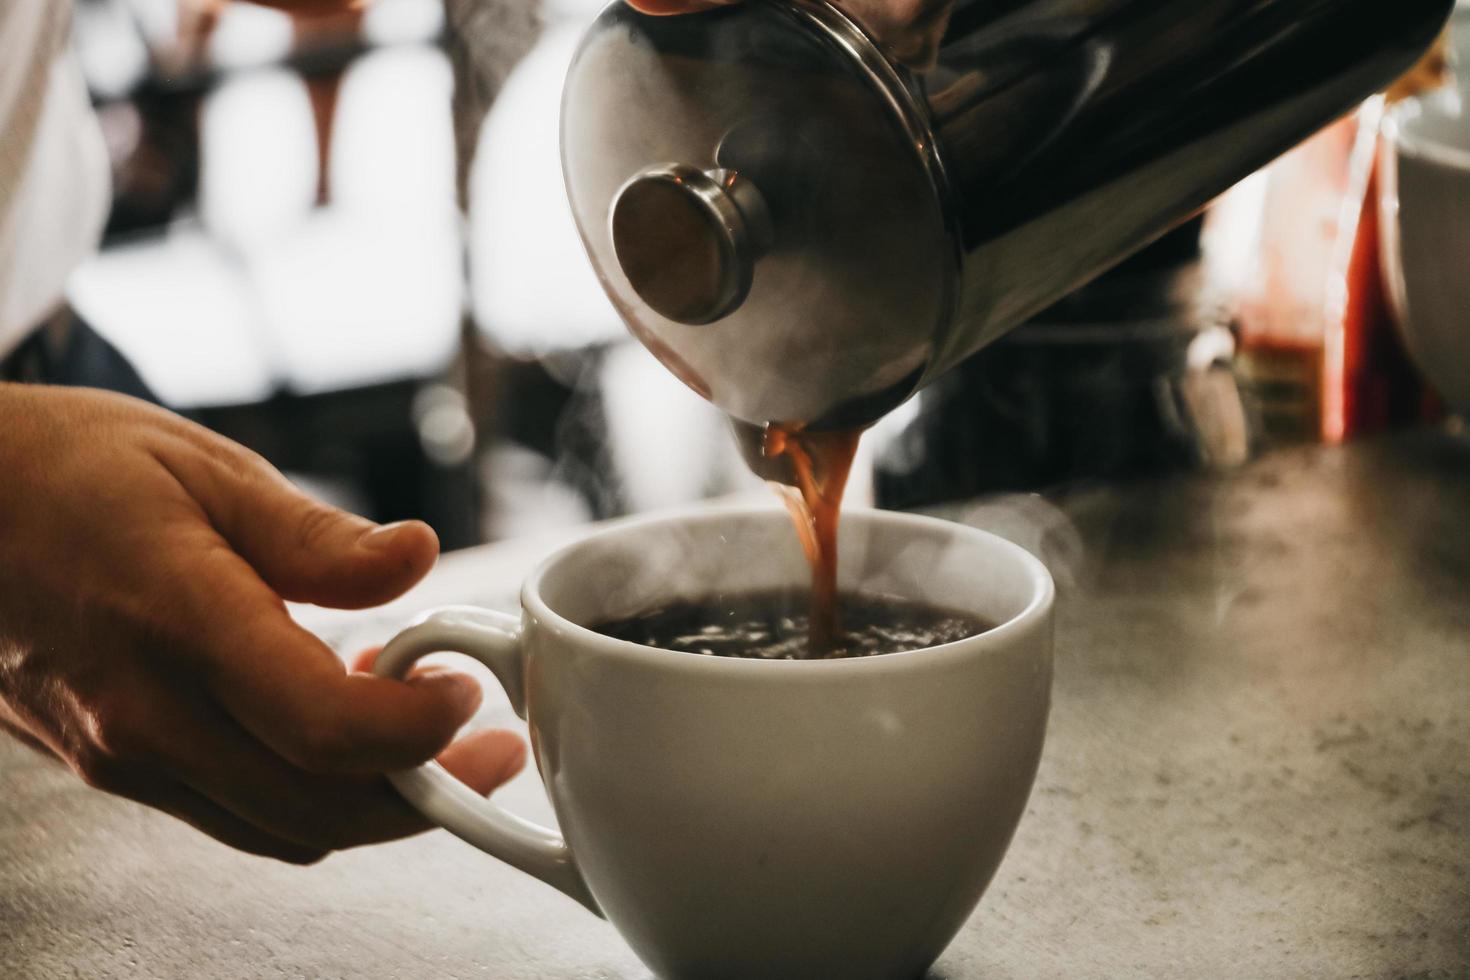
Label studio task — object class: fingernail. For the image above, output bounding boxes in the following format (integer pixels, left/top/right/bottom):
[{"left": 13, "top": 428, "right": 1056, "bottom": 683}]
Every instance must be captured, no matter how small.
[
  {"left": 447, "top": 672, "right": 484, "bottom": 716},
  {"left": 361, "top": 521, "right": 410, "bottom": 552},
  {"left": 494, "top": 742, "right": 528, "bottom": 789},
  {"left": 415, "top": 670, "right": 483, "bottom": 717}
]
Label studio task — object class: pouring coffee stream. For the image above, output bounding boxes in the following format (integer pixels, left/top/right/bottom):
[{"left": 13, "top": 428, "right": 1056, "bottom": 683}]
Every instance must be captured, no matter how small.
[
  {"left": 562, "top": 0, "right": 1453, "bottom": 656},
  {"left": 761, "top": 424, "right": 864, "bottom": 654}
]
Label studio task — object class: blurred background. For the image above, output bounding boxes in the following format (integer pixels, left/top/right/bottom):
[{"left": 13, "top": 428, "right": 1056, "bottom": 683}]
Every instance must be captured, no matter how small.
[{"left": 63, "top": 0, "right": 1462, "bottom": 552}]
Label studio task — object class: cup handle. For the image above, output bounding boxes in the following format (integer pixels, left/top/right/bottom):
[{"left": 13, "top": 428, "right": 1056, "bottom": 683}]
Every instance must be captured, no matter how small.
[{"left": 373, "top": 606, "right": 600, "bottom": 916}]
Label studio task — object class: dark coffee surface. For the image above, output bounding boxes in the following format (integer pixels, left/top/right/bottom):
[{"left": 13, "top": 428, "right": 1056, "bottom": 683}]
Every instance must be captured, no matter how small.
[{"left": 591, "top": 589, "right": 993, "bottom": 660}]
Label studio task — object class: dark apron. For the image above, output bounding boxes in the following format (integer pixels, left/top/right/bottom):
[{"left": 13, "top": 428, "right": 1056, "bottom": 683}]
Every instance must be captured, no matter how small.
[{"left": 0, "top": 304, "right": 160, "bottom": 404}]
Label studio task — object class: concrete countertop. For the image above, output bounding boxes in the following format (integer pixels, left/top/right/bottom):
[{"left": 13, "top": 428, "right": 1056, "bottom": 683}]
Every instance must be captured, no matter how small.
[{"left": 3, "top": 431, "right": 1468, "bottom": 978}]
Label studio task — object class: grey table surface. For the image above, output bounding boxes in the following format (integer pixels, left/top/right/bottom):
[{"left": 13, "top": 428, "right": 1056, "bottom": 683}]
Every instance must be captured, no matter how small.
[{"left": 4, "top": 431, "right": 1469, "bottom": 979}]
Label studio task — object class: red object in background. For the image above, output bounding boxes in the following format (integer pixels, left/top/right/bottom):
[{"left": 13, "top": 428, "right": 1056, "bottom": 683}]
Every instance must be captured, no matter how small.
[{"left": 1322, "top": 134, "right": 1442, "bottom": 443}]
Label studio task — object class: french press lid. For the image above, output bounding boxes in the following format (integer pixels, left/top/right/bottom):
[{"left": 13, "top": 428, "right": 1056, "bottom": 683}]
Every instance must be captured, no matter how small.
[{"left": 561, "top": 0, "right": 957, "bottom": 427}]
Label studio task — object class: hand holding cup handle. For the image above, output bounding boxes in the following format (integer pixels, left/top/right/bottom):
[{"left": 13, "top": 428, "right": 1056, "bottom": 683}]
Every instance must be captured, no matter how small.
[{"left": 373, "top": 607, "right": 600, "bottom": 915}]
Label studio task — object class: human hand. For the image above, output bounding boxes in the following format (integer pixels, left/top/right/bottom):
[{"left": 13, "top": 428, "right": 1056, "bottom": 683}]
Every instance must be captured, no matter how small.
[
  {"left": 223, "top": 0, "right": 367, "bottom": 19},
  {"left": 0, "top": 384, "right": 523, "bottom": 863},
  {"left": 626, "top": 0, "right": 953, "bottom": 69}
]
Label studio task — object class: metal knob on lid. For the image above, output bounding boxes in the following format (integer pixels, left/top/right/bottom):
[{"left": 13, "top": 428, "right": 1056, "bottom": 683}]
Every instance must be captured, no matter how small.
[{"left": 610, "top": 165, "right": 773, "bottom": 325}]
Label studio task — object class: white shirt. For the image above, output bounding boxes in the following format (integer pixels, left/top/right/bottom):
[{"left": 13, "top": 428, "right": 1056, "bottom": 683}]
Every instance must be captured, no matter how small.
[{"left": 0, "top": 0, "right": 111, "bottom": 356}]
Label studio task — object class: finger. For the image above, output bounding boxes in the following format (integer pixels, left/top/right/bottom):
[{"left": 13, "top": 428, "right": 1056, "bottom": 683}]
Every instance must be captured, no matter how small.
[
  {"left": 114, "top": 774, "right": 327, "bottom": 865},
  {"left": 625, "top": 0, "right": 736, "bottom": 14},
  {"left": 438, "top": 729, "right": 527, "bottom": 795},
  {"left": 161, "top": 693, "right": 524, "bottom": 850},
  {"left": 243, "top": 0, "right": 366, "bottom": 17},
  {"left": 161, "top": 697, "right": 428, "bottom": 849},
  {"left": 171, "top": 553, "right": 484, "bottom": 773},
  {"left": 154, "top": 430, "right": 438, "bottom": 609},
  {"left": 350, "top": 646, "right": 383, "bottom": 674},
  {"left": 352, "top": 650, "right": 527, "bottom": 793},
  {"left": 837, "top": 0, "right": 953, "bottom": 69},
  {"left": 156, "top": 787, "right": 328, "bottom": 865}
]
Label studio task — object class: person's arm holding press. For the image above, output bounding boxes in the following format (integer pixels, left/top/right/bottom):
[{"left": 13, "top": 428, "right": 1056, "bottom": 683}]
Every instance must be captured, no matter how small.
[{"left": 626, "top": 0, "right": 954, "bottom": 68}]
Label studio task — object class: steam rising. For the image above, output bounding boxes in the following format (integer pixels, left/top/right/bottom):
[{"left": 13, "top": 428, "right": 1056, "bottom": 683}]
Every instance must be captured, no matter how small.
[{"left": 938, "top": 493, "right": 1085, "bottom": 591}]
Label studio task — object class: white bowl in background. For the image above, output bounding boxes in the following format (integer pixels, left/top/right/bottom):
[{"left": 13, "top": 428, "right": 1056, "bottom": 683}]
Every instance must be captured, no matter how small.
[{"left": 1380, "top": 88, "right": 1470, "bottom": 418}]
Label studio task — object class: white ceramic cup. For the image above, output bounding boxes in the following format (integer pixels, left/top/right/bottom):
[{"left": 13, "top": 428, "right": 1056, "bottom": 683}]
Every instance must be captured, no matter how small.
[{"left": 374, "top": 507, "right": 1054, "bottom": 980}]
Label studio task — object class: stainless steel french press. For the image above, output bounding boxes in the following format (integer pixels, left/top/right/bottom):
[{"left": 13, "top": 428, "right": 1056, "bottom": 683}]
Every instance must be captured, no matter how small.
[{"left": 562, "top": 0, "right": 1452, "bottom": 430}]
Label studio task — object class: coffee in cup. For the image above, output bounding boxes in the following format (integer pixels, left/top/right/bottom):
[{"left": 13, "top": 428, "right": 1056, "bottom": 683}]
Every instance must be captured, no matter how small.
[{"left": 592, "top": 589, "right": 994, "bottom": 660}]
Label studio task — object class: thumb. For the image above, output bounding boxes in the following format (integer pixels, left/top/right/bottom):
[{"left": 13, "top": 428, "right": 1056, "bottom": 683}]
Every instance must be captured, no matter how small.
[{"left": 163, "top": 432, "right": 439, "bottom": 608}]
